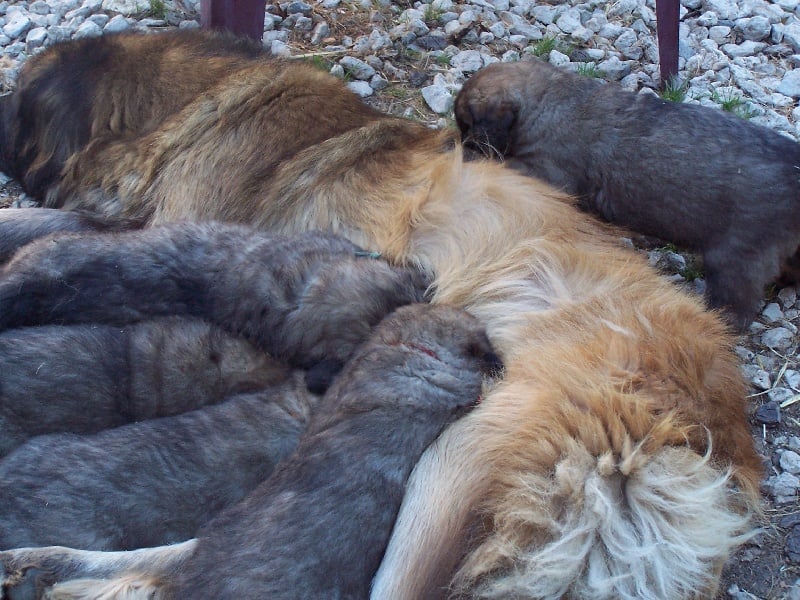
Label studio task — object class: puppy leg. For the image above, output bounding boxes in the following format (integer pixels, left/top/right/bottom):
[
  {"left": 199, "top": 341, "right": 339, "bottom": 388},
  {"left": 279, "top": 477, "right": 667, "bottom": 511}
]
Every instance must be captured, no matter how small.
[
  {"left": 703, "top": 242, "right": 779, "bottom": 330},
  {"left": 1, "top": 542, "right": 195, "bottom": 600}
]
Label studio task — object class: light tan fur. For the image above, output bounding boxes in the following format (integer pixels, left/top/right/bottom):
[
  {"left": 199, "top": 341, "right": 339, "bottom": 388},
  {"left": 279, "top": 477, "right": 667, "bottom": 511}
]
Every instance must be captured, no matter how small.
[{"left": 9, "top": 50, "right": 761, "bottom": 598}]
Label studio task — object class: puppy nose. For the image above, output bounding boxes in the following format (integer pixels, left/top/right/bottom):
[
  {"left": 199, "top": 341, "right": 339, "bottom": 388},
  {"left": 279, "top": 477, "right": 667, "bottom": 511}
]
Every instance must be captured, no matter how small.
[{"left": 482, "top": 351, "right": 504, "bottom": 378}]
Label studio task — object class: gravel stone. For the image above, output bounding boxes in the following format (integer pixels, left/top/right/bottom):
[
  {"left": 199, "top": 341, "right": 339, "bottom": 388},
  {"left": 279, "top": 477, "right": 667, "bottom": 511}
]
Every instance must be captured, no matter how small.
[
  {"left": 768, "top": 471, "right": 799, "bottom": 500},
  {"left": 781, "top": 450, "right": 800, "bottom": 474},
  {"left": 346, "top": 80, "right": 373, "bottom": 97},
  {"left": 787, "top": 527, "right": 800, "bottom": 562},
  {"left": 450, "top": 49, "right": 483, "bottom": 72},
  {"left": 73, "top": 19, "right": 101, "bottom": 38},
  {"left": 340, "top": 56, "right": 376, "bottom": 80},
  {"left": 755, "top": 401, "right": 781, "bottom": 425},
  {"left": 735, "top": 15, "right": 771, "bottom": 40},
  {"left": 421, "top": 84, "right": 454, "bottom": 113},
  {"left": 762, "top": 327, "right": 795, "bottom": 350}
]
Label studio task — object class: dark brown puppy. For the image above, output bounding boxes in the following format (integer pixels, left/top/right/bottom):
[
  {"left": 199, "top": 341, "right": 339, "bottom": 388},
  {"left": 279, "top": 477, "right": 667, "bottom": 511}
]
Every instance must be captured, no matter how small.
[
  {"left": 0, "top": 304, "right": 501, "bottom": 600},
  {"left": 0, "top": 317, "right": 284, "bottom": 458},
  {"left": 0, "top": 223, "right": 427, "bottom": 376},
  {"left": 0, "top": 30, "right": 263, "bottom": 203},
  {"left": 455, "top": 58, "right": 800, "bottom": 329},
  {"left": 0, "top": 373, "right": 316, "bottom": 552}
]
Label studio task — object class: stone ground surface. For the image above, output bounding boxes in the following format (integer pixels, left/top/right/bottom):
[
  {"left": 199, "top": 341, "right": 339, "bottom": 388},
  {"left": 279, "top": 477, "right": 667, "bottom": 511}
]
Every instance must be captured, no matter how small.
[{"left": 1, "top": 0, "right": 800, "bottom": 597}]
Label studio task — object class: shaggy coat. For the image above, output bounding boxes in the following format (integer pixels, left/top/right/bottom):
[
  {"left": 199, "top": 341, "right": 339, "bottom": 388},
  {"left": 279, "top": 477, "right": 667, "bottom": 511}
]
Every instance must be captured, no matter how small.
[
  {"left": 0, "top": 316, "right": 285, "bottom": 457},
  {"left": 0, "top": 30, "right": 262, "bottom": 202},
  {"left": 0, "top": 304, "right": 500, "bottom": 600},
  {"left": 0, "top": 32, "right": 762, "bottom": 599},
  {"left": 454, "top": 58, "right": 800, "bottom": 329},
  {"left": 0, "top": 224, "right": 426, "bottom": 376},
  {"left": 0, "top": 373, "right": 315, "bottom": 551}
]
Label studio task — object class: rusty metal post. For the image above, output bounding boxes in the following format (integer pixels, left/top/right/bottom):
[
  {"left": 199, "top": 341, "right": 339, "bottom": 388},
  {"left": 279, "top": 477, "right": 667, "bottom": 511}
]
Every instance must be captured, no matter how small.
[
  {"left": 200, "top": 0, "right": 267, "bottom": 41},
  {"left": 656, "top": 0, "right": 680, "bottom": 87}
]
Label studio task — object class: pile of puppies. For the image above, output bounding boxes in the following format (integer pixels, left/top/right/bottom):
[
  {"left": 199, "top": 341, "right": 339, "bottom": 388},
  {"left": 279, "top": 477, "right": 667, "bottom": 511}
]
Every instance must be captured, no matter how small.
[
  {"left": 0, "top": 222, "right": 501, "bottom": 599},
  {"left": 0, "top": 28, "right": 792, "bottom": 599}
]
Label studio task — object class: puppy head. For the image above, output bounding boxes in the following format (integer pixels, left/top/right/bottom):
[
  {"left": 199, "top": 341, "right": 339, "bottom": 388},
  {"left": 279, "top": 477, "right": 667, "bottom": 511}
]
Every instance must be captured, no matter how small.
[
  {"left": 280, "top": 249, "right": 430, "bottom": 372},
  {"left": 369, "top": 303, "right": 503, "bottom": 413},
  {"left": 456, "top": 63, "right": 530, "bottom": 159}
]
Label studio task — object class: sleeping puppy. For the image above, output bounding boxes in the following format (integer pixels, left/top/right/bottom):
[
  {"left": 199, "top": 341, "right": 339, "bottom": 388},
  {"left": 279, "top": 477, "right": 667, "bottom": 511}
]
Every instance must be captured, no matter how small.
[
  {"left": 0, "top": 208, "right": 142, "bottom": 265},
  {"left": 0, "top": 373, "right": 316, "bottom": 552},
  {"left": 0, "top": 317, "right": 285, "bottom": 458},
  {"left": 0, "top": 223, "right": 427, "bottom": 378},
  {"left": 0, "top": 304, "right": 502, "bottom": 600},
  {"left": 455, "top": 58, "right": 800, "bottom": 330}
]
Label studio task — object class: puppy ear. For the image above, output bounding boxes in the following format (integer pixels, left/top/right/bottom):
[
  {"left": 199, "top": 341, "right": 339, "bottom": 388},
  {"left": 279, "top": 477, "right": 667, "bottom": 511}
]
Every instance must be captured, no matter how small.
[{"left": 304, "top": 359, "right": 345, "bottom": 395}]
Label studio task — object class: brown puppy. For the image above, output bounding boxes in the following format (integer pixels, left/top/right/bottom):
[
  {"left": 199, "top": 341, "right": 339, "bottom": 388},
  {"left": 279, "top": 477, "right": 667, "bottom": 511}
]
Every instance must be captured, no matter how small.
[
  {"left": 0, "top": 32, "right": 762, "bottom": 599},
  {"left": 455, "top": 58, "right": 800, "bottom": 330},
  {"left": 0, "top": 317, "right": 284, "bottom": 458}
]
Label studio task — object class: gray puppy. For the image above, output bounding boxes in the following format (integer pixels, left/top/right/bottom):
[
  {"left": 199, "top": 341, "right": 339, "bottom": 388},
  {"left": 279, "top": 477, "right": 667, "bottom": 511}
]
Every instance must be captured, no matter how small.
[
  {"left": 0, "top": 372, "right": 316, "bottom": 552},
  {"left": 455, "top": 59, "right": 800, "bottom": 330},
  {"left": 0, "top": 316, "right": 285, "bottom": 457},
  {"left": 0, "top": 208, "right": 142, "bottom": 265},
  {"left": 0, "top": 304, "right": 502, "bottom": 600},
  {"left": 0, "top": 223, "right": 427, "bottom": 377}
]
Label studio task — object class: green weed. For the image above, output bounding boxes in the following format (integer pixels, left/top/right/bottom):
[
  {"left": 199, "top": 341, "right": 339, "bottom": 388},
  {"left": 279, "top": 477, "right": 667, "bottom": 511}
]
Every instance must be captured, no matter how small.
[
  {"left": 659, "top": 77, "right": 689, "bottom": 103},
  {"left": 710, "top": 89, "right": 758, "bottom": 120},
  {"left": 148, "top": 0, "right": 166, "bottom": 19},
  {"left": 576, "top": 63, "right": 603, "bottom": 78},
  {"left": 530, "top": 36, "right": 557, "bottom": 58}
]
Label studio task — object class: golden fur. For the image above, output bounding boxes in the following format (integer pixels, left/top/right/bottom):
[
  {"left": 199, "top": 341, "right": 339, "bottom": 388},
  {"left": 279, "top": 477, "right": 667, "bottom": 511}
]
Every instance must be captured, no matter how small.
[{"left": 1, "top": 32, "right": 762, "bottom": 598}]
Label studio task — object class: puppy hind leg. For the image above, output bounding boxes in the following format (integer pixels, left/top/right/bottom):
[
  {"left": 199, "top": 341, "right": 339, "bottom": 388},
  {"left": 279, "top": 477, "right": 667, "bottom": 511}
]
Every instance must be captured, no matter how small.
[
  {"left": 702, "top": 245, "right": 775, "bottom": 331},
  {"left": 43, "top": 575, "right": 165, "bottom": 600},
  {"left": 1, "top": 541, "right": 195, "bottom": 600}
]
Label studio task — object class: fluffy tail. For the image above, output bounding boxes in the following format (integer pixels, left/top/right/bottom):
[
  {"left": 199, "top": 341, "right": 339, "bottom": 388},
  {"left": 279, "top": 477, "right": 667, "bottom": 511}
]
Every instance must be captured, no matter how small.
[
  {"left": 457, "top": 441, "right": 755, "bottom": 599},
  {"left": 372, "top": 319, "right": 760, "bottom": 600}
]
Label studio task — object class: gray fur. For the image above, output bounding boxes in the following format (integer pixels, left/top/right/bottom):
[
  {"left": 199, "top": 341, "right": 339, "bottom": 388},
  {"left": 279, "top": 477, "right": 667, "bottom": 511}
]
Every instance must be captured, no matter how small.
[
  {"left": 0, "top": 208, "right": 142, "bottom": 265},
  {"left": 0, "top": 223, "right": 427, "bottom": 371},
  {"left": 163, "top": 303, "right": 502, "bottom": 599},
  {"left": 0, "top": 317, "right": 285, "bottom": 458},
  {"left": 0, "top": 372, "right": 315, "bottom": 552},
  {"left": 455, "top": 58, "right": 800, "bottom": 329},
  {"left": 0, "top": 304, "right": 501, "bottom": 600}
]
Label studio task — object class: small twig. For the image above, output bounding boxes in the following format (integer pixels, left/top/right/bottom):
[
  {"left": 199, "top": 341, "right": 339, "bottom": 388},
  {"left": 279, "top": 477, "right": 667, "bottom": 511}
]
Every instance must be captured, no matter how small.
[
  {"left": 780, "top": 395, "right": 800, "bottom": 409},
  {"left": 288, "top": 50, "right": 347, "bottom": 60}
]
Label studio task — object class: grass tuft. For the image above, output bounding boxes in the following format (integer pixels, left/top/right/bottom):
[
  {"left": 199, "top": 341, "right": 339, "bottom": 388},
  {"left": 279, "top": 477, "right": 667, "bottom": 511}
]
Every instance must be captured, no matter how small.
[
  {"left": 530, "top": 36, "right": 557, "bottom": 58},
  {"left": 659, "top": 76, "right": 689, "bottom": 103},
  {"left": 710, "top": 89, "right": 758, "bottom": 120},
  {"left": 576, "top": 63, "right": 603, "bottom": 78},
  {"left": 148, "top": 0, "right": 166, "bottom": 19}
]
